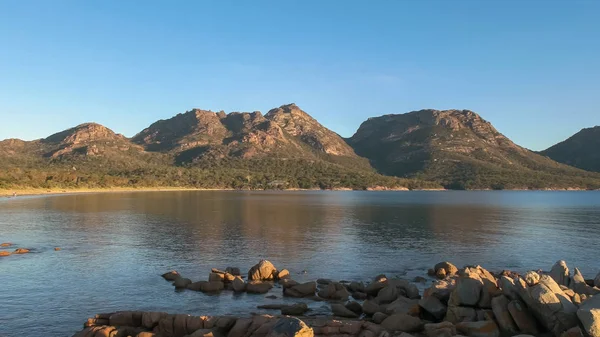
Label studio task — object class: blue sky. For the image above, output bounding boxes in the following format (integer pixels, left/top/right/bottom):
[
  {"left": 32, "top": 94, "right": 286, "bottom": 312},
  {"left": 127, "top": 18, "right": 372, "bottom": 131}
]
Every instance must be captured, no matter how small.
[{"left": 0, "top": 1, "right": 598, "bottom": 150}]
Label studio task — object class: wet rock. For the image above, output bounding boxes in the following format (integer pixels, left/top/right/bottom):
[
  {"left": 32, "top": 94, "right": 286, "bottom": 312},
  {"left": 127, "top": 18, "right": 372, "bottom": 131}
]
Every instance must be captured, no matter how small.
[
  {"left": 490, "top": 295, "right": 517, "bottom": 334},
  {"left": 54, "top": 247, "right": 61, "bottom": 251},
  {"left": 162, "top": 271, "right": 181, "bottom": 281},
  {"left": 317, "top": 278, "right": 333, "bottom": 285},
  {"left": 345, "top": 301, "right": 363, "bottom": 315},
  {"left": 266, "top": 317, "right": 313, "bottom": 337},
  {"left": 507, "top": 300, "right": 538, "bottom": 335},
  {"left": 550, "top": 260, "right": 571, "bottom": 287},
  {"left": 232, "top": 277, "right": 246, "bottom": 292},
  {"left": 380, "top": 313, "right": 423, "bottom": 332},
  {"left": 13, "top": 248, "right": 30, "bottom": 254},
  {"left": 210, "top": 273, "right": 225, "bottom": 282},
  {"left": 331, "top": 303, "right": 359, "bottom": 318},
  {"left": 435, "top": 262, "right": 459, "bottom": 279},
  {"left": 363, "top": 300, "right": 381, "bottom": 316},
  {"left": 247, "top": 281, "right": 274, "bottom": 294},
  {"left": 577, "top": 293, "right": 600, "bottom": 337},
  {"left": 249, "top": 260, "right": 278, "bottom": 281},
  {"left": 281, "top": 303, "right": 308, "bottom": 316},
  {"left": 456, "top": 320, "right": 500, "bottom": 337},
  {"left": 419, "top": 296, "right": 447, "bottom": 320},
  {"left": 444, "top": 306, "right": 477, "bottom": 323},
  {"left": 174, "top": 277, "right": 192, "bottom": 289},
  {"left": 226, "top": 267, "right": 241, "bottom": 276},
  {"left": 198, "top": 281, "right": 225, "bottom": 292},
  {"left": 386, "top": 297, "right": 420, "bottom": 316},
  {"left": 278, "top": 269, "right": 291, "bottom": 280},
  {"left": 424, "top": 322, "right": 456, "bottom": 337},
  {"left": 373, "top": 312, "right": 389, "bottom": 324},
  {"left": 284, "top": 282, "right": 316, "bottom": 298},
  {"left": 0, "top": 250, "right": 10, "bottom": 257},
  {"left": 0, "top": 242, "right": 11, "bottom": 247},
  {"left": 517, "top": 274, "right": 578, "bottom": 336},
  {"left": 377, "top": 285, "right": 399, "bottom": 304},
  {"left": 318, "top": 282, "right": 350, "bottom": 300}
]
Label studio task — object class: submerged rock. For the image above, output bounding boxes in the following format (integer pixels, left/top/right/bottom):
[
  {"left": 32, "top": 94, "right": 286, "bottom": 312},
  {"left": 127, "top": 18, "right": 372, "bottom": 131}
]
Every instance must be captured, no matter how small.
[
  {"left": 247, "top": 281, "right": 274, "bottom": 294},
  {"left": 0, "top": 242, "right": 12, "bottom": 247},
  {"left": 13, "top": 248, "right": 30, "bottom": 254},
  {"left": 162, "top": 271, "right": 180, "bottom": 281}
]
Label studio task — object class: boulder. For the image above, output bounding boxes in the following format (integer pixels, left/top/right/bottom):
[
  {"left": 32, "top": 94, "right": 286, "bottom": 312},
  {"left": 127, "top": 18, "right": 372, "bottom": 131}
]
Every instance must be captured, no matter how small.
[
  {"left": 189, "top": 329, "right": 215, "bottom": 337},
  {"left": 331, "top": 303, "right": 359, "bottom": 318},
  {"left": 174, "top": 277, "right": 192, "bottom": 289},
  {"left": 366, "top": 279, "right": 388, "bottom": 296},
  {"left": 352, "top": 291, "right": 367, "bottom": 300},
  {"left": 141, "top": 312, "right": 168, "bottom": 329},
  {"left": 377, "top": 285, "right": 399, "bottom": 304},
  {"left": 363, "top": 300, "right": 381, "bottom": 316},
  {"left": 281, "top": 303, "right": 308, "bottom": 316},
  {"left": 577, "top": 293, "right": 600, "bottom": 337},
  {"left": 388, "top": 279, "right": 420, "bottom": 299},
  {"left": 201, "top": 281, "right": 225, "bottom": 292},
  {"left": 571, "top": 268, "right": 600, "bottom": 296},
  {"left": 249, "top": 260, "right": 277, "bottom": 281},
  {"left": 595, "top": 272, "right": 600, "bottom": 288},
  {"left": 560, "top": 326, "right": 584, "bottom": 337},
  {"left": 0, "top": 242, "right": 11, "bottom": 247},
  {"left": 435, "top": 262, "right": 459, "bottom": 278},
  {"left": 456, "top": 321, "right": 500, "bottom": 337},
  {"left": 13, "top": 248, "right": 30, "bottom": 254},
  {"left": 349, "top": 281, "right": 365, "bottom": 293},
  {"left": 500, "top": 276, "right": 519, "bottom": 301},
  {"left": 380, "top": 313, "right": 423, "bottom": 332},
  {"left": 0, "top": 251, "right": 10, "bottom": 257},
  {"left": 517, "top": 274, "right": 578, "bottom": 336},
  {"left": 209, "top": 272, "right": 226, "bottom": 282},
  {"left": 507, "top": 300, "right": 538, "bottom": 335},
  {"left": 550, "top": 261, "right": 571, "bottom": 287},
  {"left": 277, "top": 269, "right": 291, "bottom": 280},
  {"left": 424, "top": 322, "right": 456, "bottom": 337},
  {"left": 524, "top": 271, "right": 540, "bottom": 286},
  {"left": 317, "top": 282, "right": 350, "bottom": 300},
  {"left": 491, "top": 295, "right": 517, "bottom": 334},
  {"left": 373, "top": 312, "right": 389, "bottom": 324},
  {"left": 449, "top": 266, "right": 499, "bottom": 309},
  {"left": 226, "top": 267, "right": 241, "bottom": 276},
  {"left": 266, "top": 317, "right": 313, "bottom": 337},
  {"left": 316, "top": 278, "right": 333, "bottom": 285},
  {"left": 228, "top": 318, "right": 253, "bottom": 337},
  {"left": 425, "top": 277, "right": 457, "bottom": 302},
  {"left": 419, "top": 295, "right": 447, "bottom": 320},
  {"left": 247, "top": 281, "right": 273, "bottom": 294},
  {"left": 162, "top": 271, "right": 181, "bottom": 281},
  {"left": 436, "top": 269, "right": 447, "bottom": 279},
  {"left": 284, "top": 282, "right": 316, "bottom": 298},
  {"left": 444, "top": 306, "right": 477, "bottom": 323},
  {"left": 386, "top": 297, "right": 420, "bottom": 316},
  {"left": 232, "top": 277, "right": 246, "bottom": 292},
  {"left": 345, "top": 301, "right": 363, "bottom": 315}
]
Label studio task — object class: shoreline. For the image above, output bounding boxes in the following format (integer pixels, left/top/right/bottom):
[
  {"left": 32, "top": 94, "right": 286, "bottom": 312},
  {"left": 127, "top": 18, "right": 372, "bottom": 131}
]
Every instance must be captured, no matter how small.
[{"left": 2, "top": 186, "right": 599, "bottom": 197}]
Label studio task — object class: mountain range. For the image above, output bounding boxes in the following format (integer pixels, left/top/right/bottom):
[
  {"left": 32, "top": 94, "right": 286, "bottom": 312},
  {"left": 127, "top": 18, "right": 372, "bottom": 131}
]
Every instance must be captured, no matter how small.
[{"left": 1, "top": 104, "right": 599, "bottom": 190}]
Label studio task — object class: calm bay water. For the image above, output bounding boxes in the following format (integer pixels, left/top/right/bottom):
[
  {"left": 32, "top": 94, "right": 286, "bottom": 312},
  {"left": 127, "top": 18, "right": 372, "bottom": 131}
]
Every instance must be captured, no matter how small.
[{"left": 1, "top": 191, "right": 599, "bottom": 337}]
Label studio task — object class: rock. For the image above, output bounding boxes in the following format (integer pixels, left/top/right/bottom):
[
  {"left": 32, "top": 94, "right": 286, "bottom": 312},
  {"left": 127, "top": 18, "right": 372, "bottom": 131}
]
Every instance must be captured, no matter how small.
[
  {"left": 388, "top": 279, "right": 420, "bottom": 299},
  {"left": 266, "top": 317, "right": 313, "bottom": 337},
  {"left": 349, "top": 281, "right": 365, "bottom": 293},
  {"left": 449, "top": 266, "right": 499, "bottom": 309},
  {"left": 281, "top": 303, "right": 308, "bottom": 316},
  {"left": 507, "top": 300, "right": 538, "bottom": 335},
  {"left": 413, "top": 276, "right": 428, "bottom": 283},
  {"left": 363, "top": 300, "right": 381, "bottom": 316},
  {"left": 258, "top": 304, "right": 287, "bottom": 310},
  {"left": 331, "top": 303, "right": 359, "bottom": 318},
  {"left": 345, "top": 301, "right": 363, "bottom": 315},
  {"left": 0, "top": 242, "right": 11, "bottom": 247},
  {"left": 0, "top": 251, "right": 10, "bottom": 257},
  {"left": 595, "top": 272, "right": 600, "bottom": 288},
  {"left": 435, "top": 262, "right": 459, "bottom": 278},
  {"left": 209, "top": 273, "right": 225, "bottom": 282},
  {"left": 174, "top": 277, "right": 192, "bottom": 289},
  {"left": 500, "top": 276, "right": 519, "bottom": 300},
  {"left": 249, "top": 260, "right": 277, "bottom": 281},
  {"left": 13, "top": 248, "right": 30, "bottom": 254},
  {"left": 524, "top": 271, "right": 541, "bottom": 286},
  {"left": 550, "top": 260, "right": 571, "bottom": 287},
  {"left": 266, "top": 295, "right": 277, "bottom": 299},
  {"left": 387, "top": 297, "right": 420, "bottom": 316},
  {"left": 456, "top": 321, "right": 500, "bottom": 337},
  {"left": 247, "top": 281, "right": 274, "bottom": 294},
  {"left": 353, "top": 291, "right": 368, "bottom": 300},
  {"left": 162, "top": 271, "right": 180, "bottom": 281},
  {"left": 54, "top": 247, "right": 61, "bottom": 251},
  {"left": 189, "top": 329, "right": 215, "bottom": 337},
  {"left": 284, "top": 282, "right": 316, "bottom": 298},
  {"left": 573, "top": 293, "right": 582, "bottom": 306},
  {"left": 560, "top": 326, "right": 583, "bottom": 337},
  {"left": 572, "top": 268, "right": 600, "bottom": 296},
  {"left": 425, "top": 277, "right": 457, "bottom": 302},
  {"left": 424, "top": 322, "right": 456, "bottom": 337},
  {"left": 200, "top": 281, "right": 225, "bottom": 292},
  {"left": 278, "top": 269, "right": 291, "bottom": 280},
  {"left": 318, "top": 282, "right": 350, "bottom": 300},
  {"left": 377, "top": 285, "right": 399, "bottom": 304},
  {"left": 226, "top": 267, "right": 241, "bottom": 276},
  {"left": 366, "top": 280, "right": 388, "bottom": 296},
  {"left": 444, "top": 306, "right": 477, "bottom": 323},
  {"left": 232, "top": 277, "right": 246, "bottom": 292},
  {"left": 280, "top": 279, "right": 299, "bottom": 288},
  {"left": 373, "top": 312, "right": 389, "bottom": 324},
  {"left": 517, "top": 274, "right": 578, "bottom": 336},
  {"left": 141, "top": 312, "right": 168, "bottom": 329},
  {"left": 577, "top": 293, "right": 600, "bottom": 337},
  {"left": 109, "top": 311, "right": 140, "bottom": 327},
  {"left": 228, "top": 318, "right": 253, "bottom": 337},
  {"left": 419, "top": 295, "right": 447, "bottom": 320},
  {"left": 380, "top": 313, "right": 423, "bottom": 332},
  {"left": 317, "top": 278, "right": 333, "bottom": 285},
  {"left": 491, "top": 295, "right": 517, "bottom": 334}
]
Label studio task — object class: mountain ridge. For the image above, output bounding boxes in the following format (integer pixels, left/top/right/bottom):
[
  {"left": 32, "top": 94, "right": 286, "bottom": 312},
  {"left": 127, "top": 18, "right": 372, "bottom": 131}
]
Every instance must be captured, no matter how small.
[{"left": 540, "top": 125, "right": 600, "bottom": 173}]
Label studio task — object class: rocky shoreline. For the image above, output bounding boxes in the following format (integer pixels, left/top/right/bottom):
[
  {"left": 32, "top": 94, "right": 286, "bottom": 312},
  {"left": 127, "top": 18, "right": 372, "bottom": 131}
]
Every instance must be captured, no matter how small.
[{"left": 71, "top": 260, "right": 600, "bottom": 337}]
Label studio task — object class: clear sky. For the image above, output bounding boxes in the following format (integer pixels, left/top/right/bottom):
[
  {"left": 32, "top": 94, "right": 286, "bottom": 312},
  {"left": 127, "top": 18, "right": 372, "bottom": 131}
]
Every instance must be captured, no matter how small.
[{"left": 1, "top": 1, "right": 598, "bottom": 150}]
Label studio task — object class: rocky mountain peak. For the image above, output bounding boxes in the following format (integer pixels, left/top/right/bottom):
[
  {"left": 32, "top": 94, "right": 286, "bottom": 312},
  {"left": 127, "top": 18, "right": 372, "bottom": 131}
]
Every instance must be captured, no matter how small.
[{"left": 43, "top": 123, "right": 122, "bottom": 145}]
